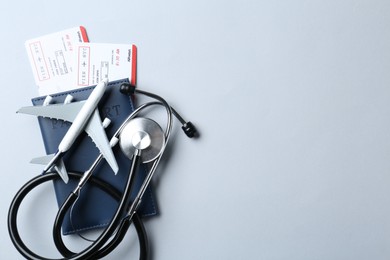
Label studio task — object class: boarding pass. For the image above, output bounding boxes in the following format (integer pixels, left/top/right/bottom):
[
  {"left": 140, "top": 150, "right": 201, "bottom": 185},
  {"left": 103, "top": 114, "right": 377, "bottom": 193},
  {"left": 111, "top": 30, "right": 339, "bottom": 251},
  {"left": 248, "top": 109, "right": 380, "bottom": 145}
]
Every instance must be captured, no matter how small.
[
  {"left": 74, "top": 42, "right": 137, "bottom": 88},
  {"left": 25, "top": 27, "right": 137, "bottom": 96},
  {"left": 25, "top": 26, "right": 89, "bottom": 95}
]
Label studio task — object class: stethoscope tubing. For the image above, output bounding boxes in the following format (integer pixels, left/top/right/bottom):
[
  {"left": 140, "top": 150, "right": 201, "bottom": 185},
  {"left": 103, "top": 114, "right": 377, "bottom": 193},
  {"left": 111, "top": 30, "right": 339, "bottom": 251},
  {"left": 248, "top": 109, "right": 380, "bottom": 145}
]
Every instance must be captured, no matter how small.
[
  {"left": 7, "top": 171, "right": 148, "bottom": 260},
  {"left": 8, "top": 87, "right": 184, "bottom": 260},
  {"left": 53, "top": 154, "right": 143, "bottom": 259}
]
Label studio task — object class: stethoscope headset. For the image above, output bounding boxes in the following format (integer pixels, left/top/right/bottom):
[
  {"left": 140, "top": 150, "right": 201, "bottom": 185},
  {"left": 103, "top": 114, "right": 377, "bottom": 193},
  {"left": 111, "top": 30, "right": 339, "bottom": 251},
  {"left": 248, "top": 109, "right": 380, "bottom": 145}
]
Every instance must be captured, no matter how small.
[{"left": 8, "top": 83, "right": 197, "bottom": 260}]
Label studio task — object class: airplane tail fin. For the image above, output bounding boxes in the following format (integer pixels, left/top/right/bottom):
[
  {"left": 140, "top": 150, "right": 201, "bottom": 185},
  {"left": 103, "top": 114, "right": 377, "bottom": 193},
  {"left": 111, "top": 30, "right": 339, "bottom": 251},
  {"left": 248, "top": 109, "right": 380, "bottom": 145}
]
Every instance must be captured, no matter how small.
[{"left": 31, "top": 155, "right": 69, "bottom": 183}]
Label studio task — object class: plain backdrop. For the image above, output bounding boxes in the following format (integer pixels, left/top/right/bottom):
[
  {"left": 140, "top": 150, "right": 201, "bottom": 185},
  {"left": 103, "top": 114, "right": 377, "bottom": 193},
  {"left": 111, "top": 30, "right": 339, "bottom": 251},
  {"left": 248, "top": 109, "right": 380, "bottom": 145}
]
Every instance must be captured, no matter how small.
[{"left": 1, "top": 0, "right": 390, "bottom": 259}]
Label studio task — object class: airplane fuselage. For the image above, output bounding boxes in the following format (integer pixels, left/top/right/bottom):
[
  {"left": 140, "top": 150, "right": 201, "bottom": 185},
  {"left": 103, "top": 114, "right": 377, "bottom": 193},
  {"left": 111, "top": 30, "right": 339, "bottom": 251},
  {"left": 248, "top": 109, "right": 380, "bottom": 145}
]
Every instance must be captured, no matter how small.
[{"left": 58, "top": 79, "right": 108, "bottom": 153}]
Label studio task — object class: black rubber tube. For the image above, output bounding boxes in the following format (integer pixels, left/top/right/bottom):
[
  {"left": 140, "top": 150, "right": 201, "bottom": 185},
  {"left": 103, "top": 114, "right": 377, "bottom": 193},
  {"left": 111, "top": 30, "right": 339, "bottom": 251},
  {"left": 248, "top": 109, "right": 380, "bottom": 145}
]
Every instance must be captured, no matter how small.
[{"left": 8, "top": 171, "right": 148, "bottom": 260}]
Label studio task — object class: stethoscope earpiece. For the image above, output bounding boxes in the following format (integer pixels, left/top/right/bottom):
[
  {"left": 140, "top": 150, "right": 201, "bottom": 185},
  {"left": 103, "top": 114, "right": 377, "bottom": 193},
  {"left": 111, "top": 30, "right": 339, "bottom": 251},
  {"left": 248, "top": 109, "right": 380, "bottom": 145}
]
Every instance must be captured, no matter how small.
[{"left": 120, "top": 83, "right": 136, "bottom": 96}]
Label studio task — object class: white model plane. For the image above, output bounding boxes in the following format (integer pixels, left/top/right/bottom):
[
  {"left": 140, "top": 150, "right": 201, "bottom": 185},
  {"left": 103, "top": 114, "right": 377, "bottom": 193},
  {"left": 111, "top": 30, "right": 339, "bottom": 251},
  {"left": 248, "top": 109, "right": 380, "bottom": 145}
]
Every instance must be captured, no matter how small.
[{"left": 17, "top": 79, "right": 118, "bottom": 183}]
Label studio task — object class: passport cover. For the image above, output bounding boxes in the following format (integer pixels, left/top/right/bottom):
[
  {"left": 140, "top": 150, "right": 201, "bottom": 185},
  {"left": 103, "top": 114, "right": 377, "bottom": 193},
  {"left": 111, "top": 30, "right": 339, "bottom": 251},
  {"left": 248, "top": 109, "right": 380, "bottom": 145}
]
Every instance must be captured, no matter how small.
[{"left": 31, "top": 78, "right": 157, "bottom": 235}]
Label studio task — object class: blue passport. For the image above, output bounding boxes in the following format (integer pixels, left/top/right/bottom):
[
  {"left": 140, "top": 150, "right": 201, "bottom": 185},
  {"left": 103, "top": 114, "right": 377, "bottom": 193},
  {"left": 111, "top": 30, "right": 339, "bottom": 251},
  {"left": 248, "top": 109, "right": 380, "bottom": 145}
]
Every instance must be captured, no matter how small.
[{"left": 31, "top": 78, "right": 157, "bottom": 235}]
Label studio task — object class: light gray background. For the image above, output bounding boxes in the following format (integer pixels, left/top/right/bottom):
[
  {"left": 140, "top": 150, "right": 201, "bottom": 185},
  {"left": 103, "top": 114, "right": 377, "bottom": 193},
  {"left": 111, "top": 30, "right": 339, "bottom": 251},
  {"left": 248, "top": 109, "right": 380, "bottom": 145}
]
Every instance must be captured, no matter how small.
[{"left": 1, "top": 0, "right": 390, "bottom": 259}]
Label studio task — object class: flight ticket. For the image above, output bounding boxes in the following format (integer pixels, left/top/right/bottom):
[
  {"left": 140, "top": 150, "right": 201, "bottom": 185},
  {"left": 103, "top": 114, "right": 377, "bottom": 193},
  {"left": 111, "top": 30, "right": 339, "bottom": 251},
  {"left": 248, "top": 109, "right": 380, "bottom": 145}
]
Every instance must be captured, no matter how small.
[
  {"left": 25, "top": 27, "right": 137, "bottom": 96},
  {"left": 74, "top": 42, "right": 137, "bottom": 88},
  {"left": 25, "top": 26, "right": 89, "bottom": 95}
]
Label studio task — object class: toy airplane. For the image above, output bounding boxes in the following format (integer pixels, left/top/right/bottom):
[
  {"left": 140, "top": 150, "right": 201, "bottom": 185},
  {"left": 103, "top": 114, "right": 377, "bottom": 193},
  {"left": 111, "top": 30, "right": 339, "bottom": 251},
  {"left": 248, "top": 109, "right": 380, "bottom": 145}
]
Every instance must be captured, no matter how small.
[{"left": 17, "top": 79, "right": 119, "bottom": 183}]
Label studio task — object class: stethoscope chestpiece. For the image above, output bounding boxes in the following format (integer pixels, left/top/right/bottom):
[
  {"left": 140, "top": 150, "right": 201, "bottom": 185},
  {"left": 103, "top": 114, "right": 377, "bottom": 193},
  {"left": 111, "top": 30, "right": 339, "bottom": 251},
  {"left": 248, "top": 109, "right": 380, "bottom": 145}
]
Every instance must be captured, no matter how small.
[{"left": 119, "top": 117, "right": 165, "bottom": 163}]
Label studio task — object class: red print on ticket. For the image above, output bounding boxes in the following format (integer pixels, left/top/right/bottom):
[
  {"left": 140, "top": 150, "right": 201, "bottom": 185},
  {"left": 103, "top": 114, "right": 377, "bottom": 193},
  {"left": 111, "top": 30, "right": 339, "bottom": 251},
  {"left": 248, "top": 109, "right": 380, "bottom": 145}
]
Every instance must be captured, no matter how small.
[{"left": 25, "top": 26, "right": 89, "bottom": 95}]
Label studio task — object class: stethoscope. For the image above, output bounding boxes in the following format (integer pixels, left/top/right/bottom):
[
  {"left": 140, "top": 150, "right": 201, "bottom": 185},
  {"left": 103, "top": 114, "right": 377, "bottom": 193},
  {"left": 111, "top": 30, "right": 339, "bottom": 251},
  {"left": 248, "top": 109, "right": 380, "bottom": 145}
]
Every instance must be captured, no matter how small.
[{"left": 8, "top": 83, "right": 197, "bottom": 260}]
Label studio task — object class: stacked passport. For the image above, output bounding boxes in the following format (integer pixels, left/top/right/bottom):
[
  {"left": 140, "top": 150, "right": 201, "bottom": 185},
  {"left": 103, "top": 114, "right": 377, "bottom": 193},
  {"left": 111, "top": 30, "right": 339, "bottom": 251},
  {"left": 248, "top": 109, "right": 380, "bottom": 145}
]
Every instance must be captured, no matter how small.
[{"left": 32, "top": 78, "right": 157, "bottom": 235}]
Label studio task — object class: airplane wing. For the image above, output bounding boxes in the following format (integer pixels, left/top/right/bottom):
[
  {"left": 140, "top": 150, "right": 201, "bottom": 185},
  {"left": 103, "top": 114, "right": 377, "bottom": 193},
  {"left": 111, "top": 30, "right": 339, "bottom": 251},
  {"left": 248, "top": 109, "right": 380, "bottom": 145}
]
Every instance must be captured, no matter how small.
[
  {"left": 84, "top": 109, "right": 119, "bottom": 174},
  {"left": 18, "top": 101, "right": 119, "bottom": 174},
  {"left": 17, "top": 101, "right": 86, "bottom": 122}
]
